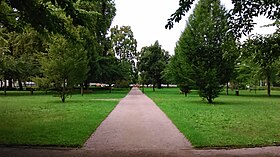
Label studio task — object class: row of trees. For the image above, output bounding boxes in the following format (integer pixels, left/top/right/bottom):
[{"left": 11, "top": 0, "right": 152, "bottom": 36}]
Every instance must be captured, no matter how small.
[
  {"left": 1, "top": 0, "right": 279, "bottom": 103},
  {"left": 164, "top": 0, "right": 280, "bottom": 103},
  {"left": 0, "top": 0, "right": 139, "bottom": 102}
]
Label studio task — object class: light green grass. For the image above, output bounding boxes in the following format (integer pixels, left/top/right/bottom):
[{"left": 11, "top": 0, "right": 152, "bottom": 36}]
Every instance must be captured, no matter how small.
[
  {"left": 145, "top": 88, "right": 280, "bottom": 148},
  {"left": 0, "top": 89, "right": 128, "bottom": 147}
]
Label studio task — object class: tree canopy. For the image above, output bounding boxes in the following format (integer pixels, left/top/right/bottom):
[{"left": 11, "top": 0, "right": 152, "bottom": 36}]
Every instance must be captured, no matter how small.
[
  {"left": 166, "top": 0, "right": 280, "bottom": 37},
  {"left": 242, "top": 33, "right": 280, "bottom": 96},
  {"left": 171, "top": 0, "right": 236, "bottom": 103},
  {"left": 139, "top": 41, "right": 170, "bottom": 91}
]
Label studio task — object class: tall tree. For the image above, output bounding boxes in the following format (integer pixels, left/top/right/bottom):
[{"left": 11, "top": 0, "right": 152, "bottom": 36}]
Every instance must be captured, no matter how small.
[
  {"left": 139, "top": 41, "right": 169, "bottom": 91},
  {"left": 110, "top": 25, "right": 138, "bottom": 83},
  {"left": 83, "top": 0, "right": 116, "bottom": 86},
  {"left": 110, "top": 25, "right": 138, "bottom": 62},
  {"left": 164, "top": 45, "right": 194, "bottom": 96},
  {"left": 243, "top": 33, "right": 280, "bottom": 96},
  {"left": 40, "top": 34, "right": 89, "bottom": 102},
  {"left": 175, "top": 0, "right": 235, "bottom": 103},
  {"left": 0, "top": 26, "right": 43, "bottom": 91}
]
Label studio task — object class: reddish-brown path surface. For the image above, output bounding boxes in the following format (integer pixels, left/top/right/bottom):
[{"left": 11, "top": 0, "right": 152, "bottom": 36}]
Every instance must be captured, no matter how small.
[{"left": 0, "top": 87, "right": 279, "bottom": 157}]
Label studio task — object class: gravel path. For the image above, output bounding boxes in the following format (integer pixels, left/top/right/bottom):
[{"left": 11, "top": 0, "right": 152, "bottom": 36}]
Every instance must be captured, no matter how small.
[{"left": 0, "top": 87, "right": 279, "bottom": 157}]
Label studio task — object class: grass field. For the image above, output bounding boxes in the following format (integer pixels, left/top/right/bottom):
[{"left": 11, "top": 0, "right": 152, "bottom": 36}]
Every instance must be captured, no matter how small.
[
  {"left": 0, "top": 89, "right": 128, "bottom": 147},
  {"left": 145, "top": 87, "right": 280, "bottom": 148}
]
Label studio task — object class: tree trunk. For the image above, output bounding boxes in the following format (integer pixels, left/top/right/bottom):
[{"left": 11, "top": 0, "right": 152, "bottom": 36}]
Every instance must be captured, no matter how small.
[
  {"left": 184, "top": 92, "right": 187, "bottom": 97},
  {"left": 80, "top": 83, "right": 84, "bottom": 96},
  {"left": 85, "top": 82, "right": 89, "bottom": 90},
  {"left": 157, "top": 81, "right": 161, "bottom": 89},
  {"left": 236, "top": 82, "right": 239, "bottom": 96},
  {"left": 62, "top": 95, "right": 65, "bottom": 103},
  {"left": 109, "top": 84, "right": 112, "bottom": 93},
  {"left": 267, "top": 76, "right": 271, "bottom": 97},
  {"left": 30, "top": 89, "right": 34, "bottom": 95},
  {"left": 0, "top": 80, "right": 2, "bottom": 88},
  {"left": 226, "top": 82, "right": 229, "bottom": 95},
  {"left": 207, "top": 97, "right": 213, "bottom": 103},
  {"left": 153, "top": 84, "right": 155, "bottom": 92},
  {"left": 254, "top": 85, "right": 257, "bottom": 94},
  {"left": 8, "top": 78, "right": 12, "bottom": 89},
  {"left": 62, "top": 79, "right": 66, "bottom": 103},
  {"left": 4, "top": 80, "right": 7, "bottom": 95},
  {"left": 18, "top": 80, "right": 23, "bottom": 91},
  {"left": 142, "top": 83, "right": 145, "bottom": 93}
]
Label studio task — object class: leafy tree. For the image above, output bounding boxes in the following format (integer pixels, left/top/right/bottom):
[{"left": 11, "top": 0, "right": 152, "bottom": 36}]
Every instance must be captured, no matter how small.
[
  {"left": 94, "top": 56, "right": 130, "bottom": 92},
  {"left": 82, "top": 0, "right": 116, "bottom": 87},
  {"left": 175, "top": 0, "right": 235, "bottom": 103},
  {"left": 221, "top": 37, "right": 239, "bottom": 95},
  {"left": 0, "top": 26, "right": 43, "bottom": 92},
  {"left": 233, "top": 62, "right": 260, "bottom": 92},
  {"left": 40, "top": 34, "right": 89, "bottom": 102},
  {"left": 110, "top": 25, "right": 138, "bottom": 83},
  {"left": 1, "top": 0, "right": 119, "bottom": 99},
  {"left": 139, "top": 41, "right": 169, "bottom": 91},
  {"left": 166, "top": 0, "right": 280, "bottom": 37},
  {"left": 164, "top": 46, "right": 194, "bottom": 96},
  {"left": 110, "top": 25, "right": 138, "bottom": 62},
  {"left": 1, "top": 0, "right": 82, "bottom": 34},
  {"left": 242, "top": 33, "right": 280, "bottom": 96}
]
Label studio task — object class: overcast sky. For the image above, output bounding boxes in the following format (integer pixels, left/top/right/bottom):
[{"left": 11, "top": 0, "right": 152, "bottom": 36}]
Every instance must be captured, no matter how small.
[{"left": 111, "top": 0, "right": 276, "bottom": 55}]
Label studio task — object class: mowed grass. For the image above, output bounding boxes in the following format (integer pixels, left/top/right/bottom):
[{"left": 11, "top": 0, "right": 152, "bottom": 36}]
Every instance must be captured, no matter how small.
[
  {"left": 0, "top": 89, "right": 128, "bottom": 147},
  {"left": 145, "top": 88, "right": 280, "bottom": 148}
]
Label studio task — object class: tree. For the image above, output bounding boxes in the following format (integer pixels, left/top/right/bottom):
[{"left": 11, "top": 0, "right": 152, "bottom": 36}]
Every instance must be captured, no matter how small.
[
  {"left": 110, "top": 25, "right": 138, "bottom": 83},
  {"left": 166, "top": 0, "right": 280, "bottom": 37},
  {"left": 242, "top": 33, "right": 280, "bottom": 96},
  {"left": 175, "top": 0, "right": 235, "bottom": 103},
  {"left": 139, "top": 41, "right": 169, "bottom": 91},
  {"left": 164, "top": 46, "right": 194, "bottom": 96},
  {"left": 221, "top": 37, "right": 239, "bottom": 95},
  {"left": 0, "top": 26, "right": 43, "bottom": 92},
  {"left": 83, "top": 0, "right": 116, "bottom": 87},
  {"left": 40, "top": 34, "right": 89, "bottom": 102},
  {"left": 1, "top": 0, "right": 83, "bottom": 34},
  {"left": 1, "top": 0, "right": 120, "bottom": 99},
  {"left": 110, "top": 25, "right": 137, "bottom": 62}
]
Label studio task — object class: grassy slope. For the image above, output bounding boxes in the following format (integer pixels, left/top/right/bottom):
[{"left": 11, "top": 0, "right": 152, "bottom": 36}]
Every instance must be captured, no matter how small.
[
  {"left": 145, "top": 88, "right": 280, "bottom": 148},
  {"left": 0, "top": 89, "right": 128, "bottom": 147}
]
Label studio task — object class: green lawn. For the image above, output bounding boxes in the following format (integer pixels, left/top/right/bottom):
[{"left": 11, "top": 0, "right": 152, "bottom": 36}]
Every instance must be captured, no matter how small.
[
  {"left": 0, "top": 89, "right": 128, "bottom": 147},
  {"left": 145, "top": 88, "right": 280, "bottom": 148}
]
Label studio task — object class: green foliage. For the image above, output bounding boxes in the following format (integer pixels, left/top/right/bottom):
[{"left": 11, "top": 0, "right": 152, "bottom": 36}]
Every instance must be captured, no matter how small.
[
  {"left": 146, "top": 88, "right": 280, "bottom": 148},
  {"left": 167, "top": 0, "right": 280, "bottom": 37},
  {"left": 242, "top": 33, "right": 280, "bottom": 96},
  {"left": 0, "top": 0, "right": 120, "bottom": 100},
  {"left": 110, "top": 25, "right": 138, "bottom": 62},
  {"left": 164, "top": 50, "right": 194, "bottom": 98},
  {"left": 0, "top": 26, "right": 43, "bottom": 91},
  {"left": 41, "top": 35, "right": 89, "bottom": 102},
  {"left": 174, "top": 0, "right": 235, "bottom": 103},
  {"left": 139, "top": 41, "right": 170, "bottom": 91},
  {"left": 115, "top": 80, "right": 130, "bottom": 88},
  {"left": 110, "top": 25, "right": 138, "bottom": 83}
]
